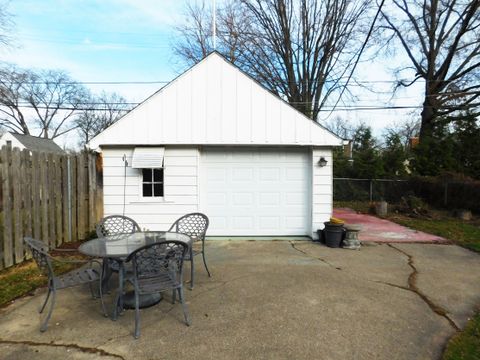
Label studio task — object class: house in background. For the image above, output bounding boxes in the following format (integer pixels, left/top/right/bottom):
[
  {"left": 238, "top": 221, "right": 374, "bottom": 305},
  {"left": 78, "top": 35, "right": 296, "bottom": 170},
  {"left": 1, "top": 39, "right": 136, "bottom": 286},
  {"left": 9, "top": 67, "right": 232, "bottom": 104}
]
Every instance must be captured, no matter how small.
[
  {"left": 0, "top": 132, "right": 65, "bottom": 154},
  {"left": 88, "top": 52, "right": 343, "bottom": 239}
]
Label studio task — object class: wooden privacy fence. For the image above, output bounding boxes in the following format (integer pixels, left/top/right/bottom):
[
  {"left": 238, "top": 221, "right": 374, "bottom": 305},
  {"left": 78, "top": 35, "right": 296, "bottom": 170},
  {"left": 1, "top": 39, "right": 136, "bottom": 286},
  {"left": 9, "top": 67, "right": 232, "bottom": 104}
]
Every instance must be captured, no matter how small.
[{"left": 0, "top": 144, "right": 103, "bottom": 270}]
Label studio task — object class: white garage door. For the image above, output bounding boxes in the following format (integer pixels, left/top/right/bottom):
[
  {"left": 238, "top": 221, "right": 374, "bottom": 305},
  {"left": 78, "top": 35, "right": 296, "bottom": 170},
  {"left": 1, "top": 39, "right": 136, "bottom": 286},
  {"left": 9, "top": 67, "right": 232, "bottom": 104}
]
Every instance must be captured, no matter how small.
[{"left": 200, "top": 147, "right": 310, "bottom": 236}]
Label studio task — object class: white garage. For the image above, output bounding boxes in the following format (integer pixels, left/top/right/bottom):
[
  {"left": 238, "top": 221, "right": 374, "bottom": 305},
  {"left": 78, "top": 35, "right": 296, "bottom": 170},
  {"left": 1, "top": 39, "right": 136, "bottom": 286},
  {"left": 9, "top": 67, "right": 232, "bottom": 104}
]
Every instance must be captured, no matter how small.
[{"left": 88, "top": 52, "right": 342, "bottom": 239}]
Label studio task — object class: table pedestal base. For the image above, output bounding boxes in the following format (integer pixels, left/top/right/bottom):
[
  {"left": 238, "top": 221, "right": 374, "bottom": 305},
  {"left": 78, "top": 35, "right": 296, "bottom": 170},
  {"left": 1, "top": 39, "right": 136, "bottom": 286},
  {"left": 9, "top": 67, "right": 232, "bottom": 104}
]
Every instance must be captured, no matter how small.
[{"left": 122, "top": 292, "right": 162, "bottom": 309}]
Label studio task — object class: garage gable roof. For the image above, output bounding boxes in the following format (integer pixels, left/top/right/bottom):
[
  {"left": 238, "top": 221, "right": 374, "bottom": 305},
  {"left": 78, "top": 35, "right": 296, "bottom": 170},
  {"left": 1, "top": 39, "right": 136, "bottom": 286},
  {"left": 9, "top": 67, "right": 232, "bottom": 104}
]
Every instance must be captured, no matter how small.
[{"left": 88, "top": 52, "right": 343, "bottom": 149}]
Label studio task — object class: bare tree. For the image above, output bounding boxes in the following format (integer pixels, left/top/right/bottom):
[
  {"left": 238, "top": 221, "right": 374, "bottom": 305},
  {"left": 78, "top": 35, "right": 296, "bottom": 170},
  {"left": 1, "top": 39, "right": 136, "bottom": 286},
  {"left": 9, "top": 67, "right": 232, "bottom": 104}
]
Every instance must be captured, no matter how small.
[
  {"left": 0, "top": 66, "right": 89, "bottom": 138},
  {"left": 322, "top": 116, "right": 361, "bottom": 139},
  {"left": 174, "top": 0, "right": 376, "bottom": 120},
  {"left": 0, "top": 1, "right": 14, "bottom": 48},
  {"left": 174, "top": 1, "right": 215, "bottom": 63},
  {"left": 76, "top": 91, "right": 130, "bottom": 145},
  {"left": 24, "top": 70, "right": 88, "bottom": 139},
  {"left": 75, "top": 93, "right": 98, "bottom": 146},
  {"left": 384, "top": 118, "right": 421, "bottom": 148},
  {"left": 173, "top": 0, "right": 251, "bottom": 65},
  {"left": 380, "top": 0, "right": 480, "bottom": 141},
  {"left": 0, "top": 65, "right": 31, "bottom": 134}
]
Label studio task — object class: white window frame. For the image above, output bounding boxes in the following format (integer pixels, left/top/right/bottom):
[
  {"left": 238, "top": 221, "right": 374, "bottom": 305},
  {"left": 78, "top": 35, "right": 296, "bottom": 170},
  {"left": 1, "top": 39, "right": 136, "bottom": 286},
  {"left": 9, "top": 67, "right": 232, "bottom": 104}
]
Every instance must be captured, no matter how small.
[{"left": 137, "top": 168, "right": 166, "bottom": 202}]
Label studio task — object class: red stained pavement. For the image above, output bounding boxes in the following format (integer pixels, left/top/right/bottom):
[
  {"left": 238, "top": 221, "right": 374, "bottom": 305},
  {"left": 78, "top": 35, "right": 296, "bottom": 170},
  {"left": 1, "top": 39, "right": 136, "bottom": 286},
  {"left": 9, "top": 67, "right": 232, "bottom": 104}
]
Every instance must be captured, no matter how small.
[{"left": 333, "top": 208, "right": 448, "bottom": 243}]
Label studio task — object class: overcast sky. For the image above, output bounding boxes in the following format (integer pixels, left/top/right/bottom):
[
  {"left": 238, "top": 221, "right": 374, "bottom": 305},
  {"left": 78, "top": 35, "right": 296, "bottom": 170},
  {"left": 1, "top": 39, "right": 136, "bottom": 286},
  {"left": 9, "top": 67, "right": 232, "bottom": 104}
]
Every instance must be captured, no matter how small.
[{"left": 1, "top": 0, "right": 424, "bottom": 148}]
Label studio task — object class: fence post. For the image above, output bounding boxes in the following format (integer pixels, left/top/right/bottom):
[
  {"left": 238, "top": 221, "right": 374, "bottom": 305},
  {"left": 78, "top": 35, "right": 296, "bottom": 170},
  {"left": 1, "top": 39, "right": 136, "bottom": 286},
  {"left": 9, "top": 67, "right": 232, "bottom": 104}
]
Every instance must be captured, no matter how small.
[
  {"left": 47, "top": 153, "right": 56, "bottom": 248},
  {"left": 22, "top": 149, "right": 33, "bottom": 240},
  {"left": 444, "top": 182, "right": 448, "bottom": 206},
  {"left": 31, "top": 152, "right": 41, "bottom": 240},
  {"left": 1, "top": 143, "right": 13, "bottom": 268},
  {"left": 369, "top": 180, "right": 373, "bottom": 202},
  {"left": 88, "top": 152, "right": 95, "bottom": 233},
  {"left": 54, "top": 154, "right": 63, "bottom": 247},
  {"left": 66, "top": 156, "right": 72, "bottom": 243},
  {"left": 40, "top": 152, "right": 49, "bottom": 245},
  {"left": 12, "top": 148, "right": 24, "bottom": 263},
  {"left": 70, "top": 156, "right": 77, "bottom": 241},
  {"left": 77, "top": 152, "right": 86, "bottom": 240}
]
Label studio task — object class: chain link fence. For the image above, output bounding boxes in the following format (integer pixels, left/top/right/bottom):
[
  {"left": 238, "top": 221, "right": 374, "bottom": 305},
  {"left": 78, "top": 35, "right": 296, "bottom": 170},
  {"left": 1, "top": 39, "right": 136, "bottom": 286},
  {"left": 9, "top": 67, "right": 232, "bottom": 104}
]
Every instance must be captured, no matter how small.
[
  {"left": 333, "top": 177, "right": 480, "bottom": 213},
  {"left": 333, "top": 178, "right": 411, "bottom": 203}
]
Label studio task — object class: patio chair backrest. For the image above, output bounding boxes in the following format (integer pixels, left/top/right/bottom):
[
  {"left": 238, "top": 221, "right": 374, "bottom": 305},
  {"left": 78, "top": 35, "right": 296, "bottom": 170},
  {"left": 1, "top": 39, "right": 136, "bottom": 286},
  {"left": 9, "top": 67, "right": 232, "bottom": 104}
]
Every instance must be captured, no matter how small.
[
  {"left": 126, "top": 241, "right": 188, "bottom": 278},
  {"left": 96, "top": 215, "right": 141, "bottom": 238},
  {"left": 168, "top": 213, "right": 209, "bottom": 242},
  {"left": 24, "top": 237, "right": 54, "bottom": 279}
]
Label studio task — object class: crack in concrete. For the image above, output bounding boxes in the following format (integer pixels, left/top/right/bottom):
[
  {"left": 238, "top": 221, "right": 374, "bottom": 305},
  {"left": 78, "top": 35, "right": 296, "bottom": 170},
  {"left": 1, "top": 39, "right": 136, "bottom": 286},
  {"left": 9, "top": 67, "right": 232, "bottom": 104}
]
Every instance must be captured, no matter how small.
[
  {"left": 387, "top": 244, "right": 460, "bottom": 331},
  {"left": 289, "top": 241, "right": 342, "bottom": 270},
  {"left": 0, "top": 338, "right": 125, "bottom": 359},
  {"left": 373, "top": 280, "right": 410, "bottom": 292},
  {"left": 187, "top": 274, "right": 256, "bottom": 301}
]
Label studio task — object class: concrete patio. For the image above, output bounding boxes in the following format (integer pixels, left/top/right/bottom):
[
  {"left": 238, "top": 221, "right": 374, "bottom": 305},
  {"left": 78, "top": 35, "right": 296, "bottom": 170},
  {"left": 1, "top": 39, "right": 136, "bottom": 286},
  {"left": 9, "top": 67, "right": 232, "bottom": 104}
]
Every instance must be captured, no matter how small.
[
  {"left": 334, "top": 208, "right": 448, "bottom": 243},
  {"left": 1, "top": 240, "right": 480, "bottom": 359}
]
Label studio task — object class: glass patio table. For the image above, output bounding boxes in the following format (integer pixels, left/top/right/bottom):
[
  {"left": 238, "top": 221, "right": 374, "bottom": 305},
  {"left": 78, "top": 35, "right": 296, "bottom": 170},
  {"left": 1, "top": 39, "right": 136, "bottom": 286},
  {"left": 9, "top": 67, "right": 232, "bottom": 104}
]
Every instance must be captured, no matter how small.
[{"left": 79, "top": 231, "right": 192, "bottom": 319}]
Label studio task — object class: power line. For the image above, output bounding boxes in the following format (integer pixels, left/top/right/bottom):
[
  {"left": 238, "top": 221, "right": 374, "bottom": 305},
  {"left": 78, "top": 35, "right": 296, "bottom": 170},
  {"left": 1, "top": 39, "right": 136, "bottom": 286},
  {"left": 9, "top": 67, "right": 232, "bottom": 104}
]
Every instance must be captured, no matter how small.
[
  {"left": 8, "top": 103, "right": 472, "bottom": 113},
  {"left": 0, "top": 78, "right": 470, "bottom": 86},
  {"left": 15, "top": 101, "right": 137, "bottom": 106},
  {"left": 0, "top": 80, "right": 170, "bottom": 85}
]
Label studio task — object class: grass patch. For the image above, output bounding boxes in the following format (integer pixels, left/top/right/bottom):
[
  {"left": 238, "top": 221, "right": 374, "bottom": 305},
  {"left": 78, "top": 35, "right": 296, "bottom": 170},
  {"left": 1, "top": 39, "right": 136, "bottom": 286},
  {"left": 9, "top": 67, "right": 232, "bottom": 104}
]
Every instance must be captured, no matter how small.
[
  {"left": 0, "top": 261, "right": 47, "bottom": 307},
  {"left": 443, "top": 312, "right": 480, "bottom": 360},
  {"left": 0, "top": 244, "right": 88, "bottom": 307},
  {"left": 389, "top": 216, "right": 480, "bottom": 252}
]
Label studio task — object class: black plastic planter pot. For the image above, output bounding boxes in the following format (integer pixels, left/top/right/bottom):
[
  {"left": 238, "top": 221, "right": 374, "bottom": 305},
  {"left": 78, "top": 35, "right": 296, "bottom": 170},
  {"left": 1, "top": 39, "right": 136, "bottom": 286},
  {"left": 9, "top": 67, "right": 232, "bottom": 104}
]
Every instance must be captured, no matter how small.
[
  {"left": 317, "top": 229, "right": 324, "bottom": 243},
  {"left": 323, "top": 222, "right": 345, "bottom": 248}
]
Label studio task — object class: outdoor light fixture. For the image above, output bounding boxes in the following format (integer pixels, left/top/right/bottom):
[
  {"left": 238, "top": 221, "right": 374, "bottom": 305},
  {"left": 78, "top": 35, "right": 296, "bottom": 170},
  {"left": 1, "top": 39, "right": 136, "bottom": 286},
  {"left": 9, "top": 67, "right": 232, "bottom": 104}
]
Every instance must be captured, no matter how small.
[{"left": 318, "top": 157, "right": 328, "bottom": 167}]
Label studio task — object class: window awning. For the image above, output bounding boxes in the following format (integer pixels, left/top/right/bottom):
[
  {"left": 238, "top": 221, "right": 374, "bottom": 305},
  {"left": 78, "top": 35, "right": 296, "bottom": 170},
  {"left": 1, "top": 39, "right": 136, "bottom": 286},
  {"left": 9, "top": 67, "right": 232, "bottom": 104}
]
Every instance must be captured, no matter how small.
[{"left": 131, "top": 147, "right": 165, "bottom": 168}]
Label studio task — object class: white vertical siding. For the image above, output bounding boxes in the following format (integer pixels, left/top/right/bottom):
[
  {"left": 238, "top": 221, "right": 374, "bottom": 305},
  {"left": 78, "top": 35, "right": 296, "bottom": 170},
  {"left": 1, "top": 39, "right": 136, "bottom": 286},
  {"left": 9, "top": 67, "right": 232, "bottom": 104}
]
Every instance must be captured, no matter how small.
[
  {"left": 102, "top": 146, "right": 199, "bottom": 231},
  {"left": 251, "top": 83, "right": 266, "bottom": 143},
  {"left": 88, "top": 53, "right": 342, "bottom": 149},
  {"left": 192, "top": 60, "right": 207, "bottom": 143},
  {"left": 236, "top": 71, "right": 252, "bottom": 142},
  {"left": 206, "top": 55, "right": 222, "bottom": 143},
  {"left": 311, "top": 147, "right": 333, "bottom": 238}
]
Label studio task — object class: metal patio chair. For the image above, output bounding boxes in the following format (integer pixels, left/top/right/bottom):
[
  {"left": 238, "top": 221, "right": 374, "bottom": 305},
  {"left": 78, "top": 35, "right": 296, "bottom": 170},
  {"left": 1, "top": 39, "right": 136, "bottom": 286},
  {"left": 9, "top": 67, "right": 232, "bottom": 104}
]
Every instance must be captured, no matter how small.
[
  {"left": 125, "top": 240, "right": 191, "bottom": 339},
  {"left": 24, "top": 237, "right": 106, "bottom": 332},
  {"left": 96, "top": 215, "right": 141, "bottom": 238},
  {"left": 168, "top": 213, "right": 210, "bottom": 289},
  {"left": 96, "top": 215, "right": 141, "bottom": 286}
]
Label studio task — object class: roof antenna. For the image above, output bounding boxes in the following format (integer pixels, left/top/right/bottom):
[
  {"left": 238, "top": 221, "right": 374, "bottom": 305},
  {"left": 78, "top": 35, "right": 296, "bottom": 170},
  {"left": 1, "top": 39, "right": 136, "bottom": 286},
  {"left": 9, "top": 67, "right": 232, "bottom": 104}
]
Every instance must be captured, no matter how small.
[{"left": 212, "top": 0, "right": 216, "bottom": 50}]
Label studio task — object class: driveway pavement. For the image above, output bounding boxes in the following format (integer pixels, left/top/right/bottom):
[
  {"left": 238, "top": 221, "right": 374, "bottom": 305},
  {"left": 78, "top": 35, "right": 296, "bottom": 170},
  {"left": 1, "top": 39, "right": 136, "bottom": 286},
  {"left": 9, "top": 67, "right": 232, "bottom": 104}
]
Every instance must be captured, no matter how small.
[{"left": 1, "top": 241, "right": 479, "bottom": 359}]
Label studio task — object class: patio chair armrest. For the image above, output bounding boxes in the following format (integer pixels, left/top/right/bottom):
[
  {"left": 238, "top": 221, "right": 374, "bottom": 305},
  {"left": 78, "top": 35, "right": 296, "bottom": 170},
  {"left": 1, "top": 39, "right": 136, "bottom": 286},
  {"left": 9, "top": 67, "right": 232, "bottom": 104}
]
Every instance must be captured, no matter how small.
[{"left": 87, "top": 259, "right": 103, "bottom": 268}]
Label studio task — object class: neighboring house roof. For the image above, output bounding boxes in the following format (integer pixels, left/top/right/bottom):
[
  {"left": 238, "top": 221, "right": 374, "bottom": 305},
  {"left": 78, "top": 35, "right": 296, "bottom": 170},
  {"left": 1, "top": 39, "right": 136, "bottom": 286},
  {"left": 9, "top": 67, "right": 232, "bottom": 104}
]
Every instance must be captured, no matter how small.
[
  {"left": 88, "top": 52, "right": 343, "bottom": 149},
  {"left": 1, "top": 132, "right": 65, "bottom": 154}
]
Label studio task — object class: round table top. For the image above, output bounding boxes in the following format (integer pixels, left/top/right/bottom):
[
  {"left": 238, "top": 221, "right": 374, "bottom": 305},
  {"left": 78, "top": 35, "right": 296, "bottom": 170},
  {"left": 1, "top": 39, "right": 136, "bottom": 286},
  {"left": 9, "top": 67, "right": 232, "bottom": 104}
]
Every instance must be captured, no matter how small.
[{"left": 78, "top": 231, "right": 192, "bottom": 258}]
